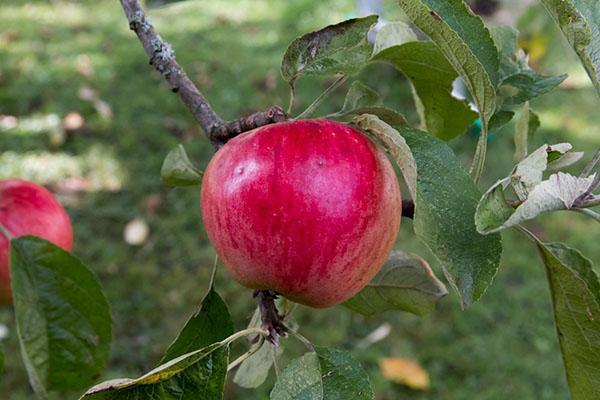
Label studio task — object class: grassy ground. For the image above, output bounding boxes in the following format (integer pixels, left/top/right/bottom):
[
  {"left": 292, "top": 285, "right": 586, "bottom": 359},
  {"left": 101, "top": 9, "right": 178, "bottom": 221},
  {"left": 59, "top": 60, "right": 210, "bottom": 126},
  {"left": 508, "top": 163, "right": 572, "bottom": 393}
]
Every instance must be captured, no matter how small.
[{"left": 1, "top": 1, "right": 599, "bottom": 399}]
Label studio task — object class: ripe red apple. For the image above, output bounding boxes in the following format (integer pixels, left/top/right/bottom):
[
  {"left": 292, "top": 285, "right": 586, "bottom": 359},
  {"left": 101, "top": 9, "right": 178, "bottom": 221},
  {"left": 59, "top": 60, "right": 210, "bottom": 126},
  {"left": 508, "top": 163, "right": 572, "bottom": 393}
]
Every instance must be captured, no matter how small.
[
  {"left": 0, "top": 179, "right": 73, "bottom": 306},
  {"left": 201, "top": 119, "right": 401, "bottom": 308}
]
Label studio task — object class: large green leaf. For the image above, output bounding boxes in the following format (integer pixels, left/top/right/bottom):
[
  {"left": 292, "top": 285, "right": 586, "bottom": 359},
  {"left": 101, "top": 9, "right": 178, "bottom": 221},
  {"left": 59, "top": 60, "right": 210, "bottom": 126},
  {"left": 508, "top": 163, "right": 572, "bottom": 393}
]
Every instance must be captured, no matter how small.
[
  {"left": 541, "top": 0, "right": 600, "bottom": 94},
  {"left": 374, "top": 41, "right": 477, "bottom": 140},
  {"left": 81, "top": 342, "right": 229, "bottom": 400},
  {"left": 316, "top": 347, "right": 373, "bottom": 399},
  {"left": 536, "top": 241, "right": 600, "bottom": 399},
  {"left": 281, "top": 16, "right": 377, "bottom": 87},
  {"left": 160, "top": 288, "right": 233, "bottom": 364},
  {"left": 10, "top": 236, "right": 111, "bottom": 396},
  {"left": 398, "top": 0, "right": 498, "bottom": 125},
  {"left": 344, "top": 251, "right": 448, "bottom": 316},
  {"left": 270, "top": 348, "right": 373, "bottom": 400},
  {"left": 270, "top": 352, "right": 322, "bottom": 400},
  {"left": 402, "top": 130, "right": 503, "bottom": 307}
]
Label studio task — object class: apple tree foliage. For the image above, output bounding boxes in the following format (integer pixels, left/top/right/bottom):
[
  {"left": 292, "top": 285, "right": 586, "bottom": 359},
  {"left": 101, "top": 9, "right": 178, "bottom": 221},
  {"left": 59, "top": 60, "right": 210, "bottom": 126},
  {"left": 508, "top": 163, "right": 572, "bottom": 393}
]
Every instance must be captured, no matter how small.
[{"left": 1, "top": 0, "right": 599, "bottom": 399}]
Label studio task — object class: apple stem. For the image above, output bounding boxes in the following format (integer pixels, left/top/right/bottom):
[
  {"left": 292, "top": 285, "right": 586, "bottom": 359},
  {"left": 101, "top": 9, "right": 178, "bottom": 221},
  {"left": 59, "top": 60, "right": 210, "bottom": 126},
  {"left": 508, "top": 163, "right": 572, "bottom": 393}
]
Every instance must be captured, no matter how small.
[
  {"left": 254, "top": 290, "right": 288, "bottom": 346},
  {"left": 119, "top": 0, "right": 288, "bottom": 149}
]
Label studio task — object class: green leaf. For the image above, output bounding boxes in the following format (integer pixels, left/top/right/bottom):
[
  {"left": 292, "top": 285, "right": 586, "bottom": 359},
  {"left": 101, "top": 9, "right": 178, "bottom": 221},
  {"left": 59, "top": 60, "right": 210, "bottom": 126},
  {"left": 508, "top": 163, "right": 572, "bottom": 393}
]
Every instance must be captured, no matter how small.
[
  {"left": 475, "top": 143, "right": 593, "bottom": 234},
  {"left": 402, "top": 130, "right": 503, "bottom": 307},
  {"left": 535, "top": 241, "right": 600, "bottom": 399},
  {"left": 340, "top": 81, "right": 383, "bottom": 112},
  {"left": 490, "top": 25, "right": 523, "bottom": 79},
  {"left": 372, "top": 21, "right": 417, "bottom": 54},
  {"left": 234, "top": 340, "right": 282, "bottom": 389},
  {"left": 480, "top": 172, "right": 597, "bottom": 234},
  {"left": 499, "top": 71, "right": 567, "bottom": 106},
  {"left": 81, "top": 342, "right": 229, "bottom": 400},
  {"left": 344, "top": 251, "right": 448, "bottom": 317},
  {"left": 160, "top": 144, "right": 203, "bottom": 187},
  {"left": 160, "top": 288, "right": 233, "bottom": 364},
  {"left": 398, "top": 0, "right": 498, "bottom": 126},
  {"left": 541, "top": 0, "right": 600, "bottom": 94},
  {"left": 10, "top": 236, "right": 111, "bottom": 395},
  {"left": 270, "top": 348, "right": 373, "bottom": 400},
  {"left": 513, "top": 102, "right": 539, "bottom": 162},
  {"left": 351, "top": 114, "right": 417, "bottom": 203},
  {"left": 489, "top": 110, "right": 515, "bottom": 132},
  {"left": 374, "top": 41, "right": 477, "bottom": 140},
  {"left": 333, "top": 82, "right": 409, "bottom": 124},
  {"left": 270, "top": 352, "right": 322, "bottom": 400},
  {"left": 474, "top": 177, "right": 515, "bottom": 235},
  {"left": 315, "top": 347, "right": 373, "bottom": 399},
  {"left": 281, "top": 15, "right": 377, "bottom": 87},
  {"left": 548, "top": 151, "right": 585, "bottom": 171},
  {"left": 490, "top": 25, "right": 566, "bottom": 106}
]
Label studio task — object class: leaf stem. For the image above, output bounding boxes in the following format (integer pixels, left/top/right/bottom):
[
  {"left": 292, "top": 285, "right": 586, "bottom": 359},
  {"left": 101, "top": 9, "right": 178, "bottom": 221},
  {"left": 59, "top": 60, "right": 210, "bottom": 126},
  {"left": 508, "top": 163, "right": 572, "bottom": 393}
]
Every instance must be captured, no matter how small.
[
  {"left": 581, "top": 148, "right": 600, "bottom": 177},
  {"left": 221, "top": 327, "right": 269, "bottom": 347},
  {"left": 295, "top": 75, "right": 347, "bottom": 120},
  {"left": 208, "top": 255, "right": 219, "bottom": 289},
  {"left": 469, "top": 120, "right": 488, "bottom": 184},
  {"left": 227, "top": 335, "right": 265, "bottom": 372},
  {"left": 287, "top": 85, "right": 296, "bottom": 116},
  {"left": 515, "top": 224, "right": 540, "bottom": 243},
  {"left": 573, "top": 208, "right": 600, "bottom": 223},
  {"left": 287, "top": 328, "right": 314, "bottom": 351},
  {"left": 0, "top": 223, "right": 14, "bottom": 240},
  {"left": 272, "top": 350, "right": 280, "bottom": 378}
]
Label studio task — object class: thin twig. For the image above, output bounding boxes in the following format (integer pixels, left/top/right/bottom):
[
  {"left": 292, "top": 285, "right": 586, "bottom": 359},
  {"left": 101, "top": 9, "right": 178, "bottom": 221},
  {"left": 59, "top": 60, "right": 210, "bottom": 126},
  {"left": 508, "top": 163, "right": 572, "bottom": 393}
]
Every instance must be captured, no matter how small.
[
  {"left": 295, "top": 75, "right": 347, "bottom": 120},
  {"left": 119, "top": 0, "right": 223, "bottom": 136},
  {"left": 118, "top": 0, "right": 287, "bottom": 148}
]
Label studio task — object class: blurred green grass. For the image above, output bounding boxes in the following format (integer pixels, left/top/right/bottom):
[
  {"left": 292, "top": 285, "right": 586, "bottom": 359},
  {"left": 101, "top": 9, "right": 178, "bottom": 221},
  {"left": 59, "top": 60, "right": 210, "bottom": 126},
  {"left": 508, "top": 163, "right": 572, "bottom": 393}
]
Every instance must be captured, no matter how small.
[{"left": 0, "top": 1, "right": 598, "bottom": 399}]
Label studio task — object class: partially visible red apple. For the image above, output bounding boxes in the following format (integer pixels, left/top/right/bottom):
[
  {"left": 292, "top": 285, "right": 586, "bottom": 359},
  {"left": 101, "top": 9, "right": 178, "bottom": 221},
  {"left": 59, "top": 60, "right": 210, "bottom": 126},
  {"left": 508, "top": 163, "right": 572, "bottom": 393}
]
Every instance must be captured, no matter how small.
[
  {"left": 0, "top": 179, "right": 73, "bottom": 305},
  {"left": 201, "top": 119, "right": 401, "bottom": 308}
]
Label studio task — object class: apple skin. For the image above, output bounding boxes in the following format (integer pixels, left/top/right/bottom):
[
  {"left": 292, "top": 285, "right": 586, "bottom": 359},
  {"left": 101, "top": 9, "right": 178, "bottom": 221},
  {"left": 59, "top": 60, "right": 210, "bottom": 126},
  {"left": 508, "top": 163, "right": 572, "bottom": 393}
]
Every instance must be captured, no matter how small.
[
  {"left": 0, "top": 179, "right": 73, "bottom": 306},
  {"left": 201, "top": 119, "right": 401, "bottom": 308}
]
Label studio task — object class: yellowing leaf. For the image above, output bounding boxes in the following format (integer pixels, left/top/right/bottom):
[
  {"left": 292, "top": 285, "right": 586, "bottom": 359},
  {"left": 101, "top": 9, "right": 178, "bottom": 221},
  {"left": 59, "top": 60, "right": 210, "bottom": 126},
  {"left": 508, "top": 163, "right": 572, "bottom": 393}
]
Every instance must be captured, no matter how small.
[{"left": 379, "top": 357, "right": 430, "bottom": 390}]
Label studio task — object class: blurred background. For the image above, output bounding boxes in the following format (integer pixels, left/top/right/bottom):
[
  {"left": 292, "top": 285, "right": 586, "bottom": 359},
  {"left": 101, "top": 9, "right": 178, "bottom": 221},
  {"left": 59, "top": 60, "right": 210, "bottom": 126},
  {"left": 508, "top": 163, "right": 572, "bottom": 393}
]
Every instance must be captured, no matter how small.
[{"left": 1, "top": 0, "right": 598, "bottom": 399}]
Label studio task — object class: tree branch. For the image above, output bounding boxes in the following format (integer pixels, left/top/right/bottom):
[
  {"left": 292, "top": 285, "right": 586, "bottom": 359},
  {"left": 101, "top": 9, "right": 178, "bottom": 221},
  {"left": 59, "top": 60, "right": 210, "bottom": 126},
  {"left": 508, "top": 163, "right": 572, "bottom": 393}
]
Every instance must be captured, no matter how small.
[{"left": 119, "top": 0, "right": 286, "bottom": 148}]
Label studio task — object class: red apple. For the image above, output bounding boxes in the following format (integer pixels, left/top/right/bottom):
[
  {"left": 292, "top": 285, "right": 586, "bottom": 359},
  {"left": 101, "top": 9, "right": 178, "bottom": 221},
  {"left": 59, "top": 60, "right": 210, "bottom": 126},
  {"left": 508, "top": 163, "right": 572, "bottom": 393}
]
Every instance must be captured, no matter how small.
[
  {"left": 201, "top": 119, "right": 401, "bottom": 308},
  {"left": 0, "top": 179, "right": 73, "bottom": 305}
]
